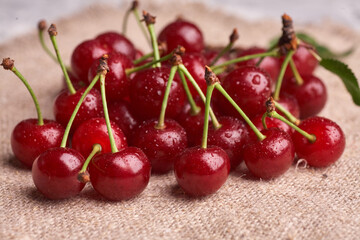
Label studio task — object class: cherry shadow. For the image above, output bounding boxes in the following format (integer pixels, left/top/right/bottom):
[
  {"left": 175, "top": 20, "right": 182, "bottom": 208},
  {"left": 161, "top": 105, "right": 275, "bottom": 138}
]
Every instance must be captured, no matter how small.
[
  {"left": 4, "top": 155, "right": 29, "bottom": 172},
  {"left": 167, "top": 184, "right": 215, "bottom": 201},
  {"left": 24, "top": 187, "right": 69, "bottom": 205}
]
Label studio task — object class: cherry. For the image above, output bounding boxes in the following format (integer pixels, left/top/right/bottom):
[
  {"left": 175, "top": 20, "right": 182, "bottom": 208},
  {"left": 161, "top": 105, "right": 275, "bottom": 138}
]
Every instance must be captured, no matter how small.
[
  {"left": 72, "top": 118, "right": 127, "bottom": 158},
  {"left": 282, "top": 75, "right": 327, "bottom": 119},
  {"left": 292, "top": 117, "right": 345, "bottom": 167},
  {"left": 134, "top": 49, "right": 144, "bottom": 60},
  {"left": 282, "top": 46, "right": 318, "bottom": 79},
  {"left": 95, "top": 31, "right": 136, "bottom": 60},
  {"left": 216, "top": 65, "right": 271, "bottom": 119},
  {"left": 243, "top": 128, "right": 295, "bottom": 179},
  {"left": 129, "top": 67, "right": 185, "bottom": 120},
  {"left": 181, "top": 53, "right": 207, "bottom": 96},
  {"left": 32, "top": 147, "right": 85, "bottom": 199},
  {"left": 276, "top": 93, "right": 300, "bottom": 119},
  {"left": 132, "top": 119, "right": 187, "bottom": 173},
  {"left": 250, "top": 114, "right": 293, "bottom": 138},
  {"left": 88, "top": 52, "right": 133, "bottom": 101},
  {"left": 203, "top": 47, "right": 230, "bottom": 66},
  {"left": 158, "top": 19, "right": 204, "bottom": 54}
]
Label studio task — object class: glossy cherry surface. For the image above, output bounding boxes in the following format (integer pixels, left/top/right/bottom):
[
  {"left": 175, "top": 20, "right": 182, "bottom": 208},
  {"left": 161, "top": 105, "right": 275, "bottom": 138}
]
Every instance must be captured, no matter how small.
[
  {"left": 72, "top": 118, "right": 127, "bottom": 158},
  {"left": 182, "top": 53, "right": 207, "bottom": 96},
  {"left": 96, "top": 31, "right": 136, "bottom": 60},
  {"left": 292, "top": 117, "right": 345, "bottom": 167},
  {"left": 158, "top": 19, "right": 204, "bottom": 54},
  {"left": 282, "top": 46, "right": 318, "bottom": 78},
  {"left": 11, "top": 119, "right": 65, "bottom": 168},
  {"left": 129, "top": 67, "right": 185, "bottom": 120},
  {"left": 89, "top": 147, "right": 151, "bottom": 201},
  {"left": 132, "top": 119, "right": 187, "bottom": 174},
  {"left": 174, "top": 146, "right": 230, "bottom": 197},
  {"left": 276, "top": 93, "right": 301, "bottom": 118},
  {"left": 32, "top": 147, "right": 85, "bottom": 199},
  {"left": 243, "top": 128, "right": 295, "bottom": 179},
  {"left": 283, "top": 75, "right": 327, "bottom": 119}
]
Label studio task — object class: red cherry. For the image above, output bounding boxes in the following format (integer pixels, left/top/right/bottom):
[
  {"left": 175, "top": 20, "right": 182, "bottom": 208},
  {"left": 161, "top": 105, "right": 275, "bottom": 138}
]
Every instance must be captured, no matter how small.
[
  {"left": 282, "top": 75, "right": 327, "bottom": 119},
  {"left": 158, "top": 19, "right": 204, "bottom": 54},
  {"left": 276, "top": 93, "right": 301, "bottom": 119},
  {"left": 134, "top": 49, "right": 144, "bottom": 59},
  {"left": 281, "top": 47, "right": 318, "bottom": 78},
  {"left": 174, "top": 146, "right": 230, "bottom": 197},
  {"left": 96, "top": 31, "right": 136, "bottom": 60},
  {"left": 129, "top": 67, "right": 185, "bottom": 120},
  {"left": 216, "top": 66, "right": 271, "bottom": 119},
  {"left": 11, "top": 119, "right": 64, "bottom": 168},
  {"left": 243, "top": 128, "right": 295, "bottom": 179},
  {"left": 182, "top": 53, "right": 207, "bottom": 96},
  {"left": 89, "top": 147, "right": 151, "bottom": 201},
  {"left": 72, "top": 118, "right": 127, "bottom": 158},
  {"left": 292, "top": 117, "right": 345, "bottom": 167},
  {"left": 62, "top": 70, "right": 86, "bottom": 89},
  {"left": 32, "top": 147, "right": 85, "bottom": 199},
  {"left": 132, "top": 119, "right": 187, "bottom": 174},
  {"left": 250, "top": 114, "right": 293, "bottom": 138},
  {"left": 53, "top": 88, "right": 102, "bottom": 130},
  {"left": 88, "top": 52, "right": 133, "bottom": 101},
  {"left": 202, "top": 47, "right": 230, "bottom": 66}
]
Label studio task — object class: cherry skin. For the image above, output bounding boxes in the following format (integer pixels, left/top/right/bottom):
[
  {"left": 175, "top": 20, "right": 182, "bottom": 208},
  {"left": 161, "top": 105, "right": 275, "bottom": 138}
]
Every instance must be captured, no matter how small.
[
  {"left": 71, "top": 39, "right": 109, "bottom": 81},
  {"left": 282, "top": 75, "right": 327, "bottom": 119},
  {"left": 72, "top": 118, "right": 127, "bottom": 158},
  {"left": 202, "top": 47, "right": 230, "bottom": 66},
  {"left": 32, "top": 147, "right": 85, "bottom": 199},
  {"left": 129, "top": 67, "right": 185, "bottom": 120},
  {"left": 243, "top": 128, "right": 295, "bottom": 179},
  {"left": 281, "top": 46, "right": 318, "bottom": 78},
  {"left": 292, "top": 117, "right": 345, "bottom": 168},
  {"left": 250, "top": 115, "right": 293, "bottom": 138},
  {"left": 216, "top": 65, "right": 271, "bottom": 119},
  {"left": 62, "top": 70, "right": 86, "bottom": 90},
  {"left": 276, "top": 93, "right": 301, "bottom": 119},
  {"left": 132, "top": 119, "right": 187, "bottom": 174},
  {"left": 182, "top": 53, "right": 207, "bottom": 96},
  {"left": 158, "top": 19, "right": 204, "bottom": 54},
  {"left": 53, "top": 88, "right": 102, "bottom": 131},
  {"left": 96, "top": 31, "right": 136, "bottom": 60},
  {"left": 174, "top": 146, "right": 230, "bottom": 197},
  {"left": 89, "top": 147, "right": 151, "bottom": 201},
  {"left": 88, "top": 52, "right": 133, "bottom": 101},
  {"left": 134, "top": 49, "right": 144, "bottom": 60},
  {"left": 11, "top": 119, "right": 65, "bottom": 168}
]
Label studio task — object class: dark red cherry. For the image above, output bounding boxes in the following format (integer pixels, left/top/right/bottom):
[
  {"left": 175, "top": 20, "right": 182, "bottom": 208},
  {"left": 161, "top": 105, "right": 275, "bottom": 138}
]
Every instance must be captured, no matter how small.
[
  {"left": 243, "top": 128, "right": 295, "bottom": 179},
  {"left": 129, "top": 67, "right": 185, "bottom": 120},
  {"left": 71, "top": 39, "right": 109, "bottom": 81},
  {"left": 281, "top": 46, "right": 318, "bottom": 78},
  {"left": 62, "top": 70, "right": 86, "bottom": 89},
  {"left": 282, "top": 75, "right": 327, "bottom": 119},
  {"left": 11, "top": 119, "right": 65, "bottom": 168},
  {"left": 174, "top": 146, "right": 230, "bottom": 197},
  {"left": 72, "top": 118, "right": 127, "bottom": 158},
  {"left": 276, "top": 93, "right": 301, "bottom": 119},
  {"left": 53, "top": 88, "right": 102, "bottom": 131},
  {"left": 202, "top": 47, "right": 230, "bottom": 66},
  {"left": 292, "top": 117, "right": 345, "bottom": 167},
  {"left": 134, "top": 49, "right": 144, "bottom": 60},
  {"left": 32, "top": 147, "right": 85, "bottom": 199},
  {"left": 132, "top": 119, "right": 187, "bottom": 174},
  {"left": 182, "top": 53, "right": 207, "bottom": 96},
  {"left": 158, "top": 19, "right": 204, "bottom": 54},
  {"left": 96, "top": 31, "right": 136, "bottom": 60},
  {"left": 216, "top": 66, "right": 271, "bottom": 119},
  {"left": 88, "top": 52, "right": 133, "bottom": 101},
  {"left": 89, "top": 147, "right": 151, "bottom": 201},
  {"left": 250, "top": 114, "right": 293, "bottom": 138}
]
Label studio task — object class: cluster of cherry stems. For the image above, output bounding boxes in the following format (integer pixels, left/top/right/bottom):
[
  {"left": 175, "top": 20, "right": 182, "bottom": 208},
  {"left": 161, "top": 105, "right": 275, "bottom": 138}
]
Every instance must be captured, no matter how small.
[{"left": 2, "top": 5, "right": 346, "bottom": 200}]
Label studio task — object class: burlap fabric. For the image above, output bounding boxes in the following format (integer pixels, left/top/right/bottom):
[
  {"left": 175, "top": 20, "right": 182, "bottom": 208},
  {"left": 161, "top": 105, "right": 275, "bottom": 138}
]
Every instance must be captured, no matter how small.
[{"left": 0, "top": 2, "right": 359, "bottom": 239}]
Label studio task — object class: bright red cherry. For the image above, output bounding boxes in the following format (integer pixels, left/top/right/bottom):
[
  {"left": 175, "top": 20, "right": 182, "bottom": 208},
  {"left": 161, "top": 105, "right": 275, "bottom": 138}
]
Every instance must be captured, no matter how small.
[
  {"left": 88, "top": 52, "right": 133, "bottom": 101},
  {"left": 32, "top": 147, "right": 85, "bottom": 199},
  {"left": 282, "top": 75, "right": 327, "bottom": 119},
  {"left": 174, "top": 146, "right": 230, "bottom": 197},
  {"left": 216, "top": 66, "right": 271, "bottom": 119},
  {"left": 182, "top": 53, "right": 207, "bottom": 96},
  {"left": 132, "top": 119, "right": 187, "bottom": 174},
  {"left": 89, "top": 147, "right": 151, "bottom": 201},
  {"left": 243, "top": 128, "right": 295, "bottom": 179},
  {"left": 129, "top": 67, "right": 185, "bottom": 120},
  {"left": 72, "top": 118, "right": 127, "bottom": 158},
  {"left": 96, "top": 31, "right": 136, "bottom": 60},
  {"left": 292, "top": 117, "right": 345, "bottom": 167},
  {"left": 158, "top": 19, "right": 204, "bottom": 54},
  {"left": 11, "top": 119, "right": 64, "bottom": 168}
]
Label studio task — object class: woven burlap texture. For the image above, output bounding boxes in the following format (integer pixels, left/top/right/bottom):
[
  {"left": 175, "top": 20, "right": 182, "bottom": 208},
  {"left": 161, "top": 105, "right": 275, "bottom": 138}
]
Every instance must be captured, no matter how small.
[{"left": 0, "top": 2, "right": 359, "bottom": 240}]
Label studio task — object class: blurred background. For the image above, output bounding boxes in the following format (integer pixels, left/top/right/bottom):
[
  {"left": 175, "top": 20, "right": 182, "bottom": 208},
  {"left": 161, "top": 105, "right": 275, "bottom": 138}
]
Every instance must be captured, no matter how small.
[{"left": 0, "top": 0, "right": 359, "bottom": 43}]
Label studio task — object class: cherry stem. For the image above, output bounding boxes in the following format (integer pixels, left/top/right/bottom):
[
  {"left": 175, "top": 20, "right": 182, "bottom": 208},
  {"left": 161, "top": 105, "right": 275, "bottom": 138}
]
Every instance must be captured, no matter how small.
[
  {"left": 60, "top": 74, "right": 100, "bottom": 148},
  {"left": 267, "top": 111, "right": 316, "bottom": 142},
  {"left": 122, "top": 9, "right": 131, "bottom": 35},
  {"left": 9, "top": 66, "right": 44, "bottom": 126},
  {"left": 273, "top": 50, "right": 295, "bottom": 100},
  {"left": 155, "top": 66, "right": 178, "bottom": 129},
  {"left": 38, "top": 26, "right": 58, "bottom": 63},
  {"left": 261, "top": 112, "right": 268, "bottom": 129},
  {"left": 133, "top": 8, "right": 152, "bottom": 47},
  {"left": 178, "top": 70, "right": 201, "bottom": 115},
  {"left": 210, "top": 44, "right": 233, "bottom": 67},
  {"left": 274, "top": 100, "right": 300, "bottom": 125},
  {"left": 308, "top": 49, "right": 322, "bottom": 62},
  {"left": 215, "top": 84, "right": 266, "bottom": 141},
  {"left": 147, "top": 23, "right": 161, "bottom": 68},
  {"left": 178, "top": 64, "right": 222, "bottom": 130},
  {"left": 289, "top": 58, "right": 304, "bottom": 85},
  {"left": 201, "top": 84, "right": 216, "bottom": 149},
  {"left": 126, "top": 53, "right": 172, "bottom": 75},
  {"left": 100, "top": 74, "right": 119, "bottom": 153},
  {"left": 77, "top": 143, "right": 102, "bottom": 183},
  {"left": 133, "top": 52, "right": 153, "bottom": 65}
]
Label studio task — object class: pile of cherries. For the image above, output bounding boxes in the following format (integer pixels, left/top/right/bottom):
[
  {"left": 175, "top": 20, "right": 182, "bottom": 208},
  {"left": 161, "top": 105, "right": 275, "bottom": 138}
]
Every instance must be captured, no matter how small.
[{"left": 2, "top": 2, "right": 351, "bottom": 200}]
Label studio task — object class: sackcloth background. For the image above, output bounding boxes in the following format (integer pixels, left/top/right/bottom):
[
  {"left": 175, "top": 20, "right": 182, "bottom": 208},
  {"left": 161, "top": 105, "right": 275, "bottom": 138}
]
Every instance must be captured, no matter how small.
[{"left": 0, "top": 1, "right": 359, "bottom": 239}]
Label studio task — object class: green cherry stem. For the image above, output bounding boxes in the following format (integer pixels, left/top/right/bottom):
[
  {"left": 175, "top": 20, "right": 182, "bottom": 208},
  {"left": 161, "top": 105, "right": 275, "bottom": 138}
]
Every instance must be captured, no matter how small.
[
  {"left": 133, "top": 52, "right": 153, "bottom": 65},
  {"left": 178, "top": 69, "right": 201, "bottom": 115},
  {"left": 1, "top": 58, "right": 44, "bottom": 126},
  {"left": 133, "top": 8, "right": 151, "bottom": 47},
  {"left": 143, "top": 11, "right": 161, "bottom": 68},
  {"left": 289, "top": 58, "right": 304, "bottom": 85},
  {"left": 273, "top": 100, "right": 300, "bottom": 125},
  {"left": 210, "top": 28, "right": 239, "bottom": 66},
  {"left": 122, "top": 8, "right": 131, "bottom": 35},
  {"left": 273, "top": 50, "right": 295, "bottom": 100},
  {"left": 48, "top": 24, "right": 76, "bottom": 94},
  {"left": 37, "top": 20, "right": 58, "bottom": 63},
  {"left": 261, "top": 112, "right": 268, "bottom": 129},
  {"left": 126, "top": 53, "right": 172, "bottom": 75},
  {"left": 77, "top": 143, "right": 102, "bottom": 183},
  {"left": 201, "top": 84, "right": 216, "bottom": 149}
]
